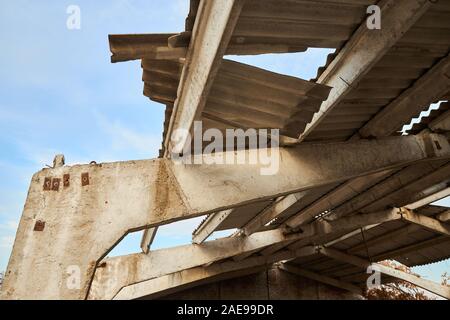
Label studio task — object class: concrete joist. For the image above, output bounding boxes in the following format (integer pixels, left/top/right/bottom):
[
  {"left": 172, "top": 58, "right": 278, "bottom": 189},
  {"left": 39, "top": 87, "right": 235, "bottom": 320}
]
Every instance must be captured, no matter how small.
[
  {"left": 89, "top": 208, "right": 406, "bottom": 300},
  {"left": 164, "top": 0, "right": 246, "bottom": 155},
  {"left": 319, "top": 247, "right": 450, "bottom": 300},
  {"left": 358, "top": 53, "right": 450, "bottom": 138},
  {"left": 298, "top": 0, "right": 432, "bottom": 142}
]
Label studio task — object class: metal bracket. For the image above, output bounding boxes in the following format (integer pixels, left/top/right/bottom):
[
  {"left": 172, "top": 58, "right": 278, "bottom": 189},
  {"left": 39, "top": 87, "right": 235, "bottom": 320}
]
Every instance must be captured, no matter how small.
[
  {"left": 43, "top": 177, "right": 52, "bottom": 191},
  {"left": 81, "top": 173, "right": 89, "bottom": 186},
  {"left": 52, "top": 178, "right": 60, "bottom": 191},
  {"left": 33, "top": 220, "right": 45, "bottom": 232},
  {"left": 63, "top": 174, "right": 70, "bottom": 187}
]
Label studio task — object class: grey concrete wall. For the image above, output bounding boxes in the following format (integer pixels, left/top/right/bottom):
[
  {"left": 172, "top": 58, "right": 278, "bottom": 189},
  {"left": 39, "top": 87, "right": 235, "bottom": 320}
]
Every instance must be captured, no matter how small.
[{"left": 158, "top": 267, "right": 361, "bottom": 300}]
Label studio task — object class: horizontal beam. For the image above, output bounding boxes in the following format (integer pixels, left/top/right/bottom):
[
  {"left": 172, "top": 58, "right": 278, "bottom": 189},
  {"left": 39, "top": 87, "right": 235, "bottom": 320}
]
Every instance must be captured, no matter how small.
[
  {"left": 320, "top": 247, "right": 450, "bottom": 300},
  {"left": 298, "top": 0, "right": 431, "bottom": 141},
  {"left": 279, "top": 264, "right": 363, "bottom": 296}
]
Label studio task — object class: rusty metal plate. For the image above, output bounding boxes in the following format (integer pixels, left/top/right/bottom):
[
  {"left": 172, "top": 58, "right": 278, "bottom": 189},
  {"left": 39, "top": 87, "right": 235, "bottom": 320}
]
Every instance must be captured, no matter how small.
[
  {"left": 81, "top": 172, "right": 89, "bottom": 186},
  {"left": 43, "top": 177, "right": 52, "bottom": 191},
  {"left": 52, "top": 178, "right": 60, "bottom": 191},
  {"left": 34, "top": 220, "right": 45, "bottom": 232},
  {"left": 63, "top": 174, "right": 70, "bottom": 187}
]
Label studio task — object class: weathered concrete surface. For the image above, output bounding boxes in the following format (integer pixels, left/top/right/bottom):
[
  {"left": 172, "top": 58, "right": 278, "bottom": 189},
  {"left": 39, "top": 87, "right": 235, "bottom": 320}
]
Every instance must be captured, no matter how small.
[
  {"left": 91, "top": 208, "right": 405, "bottom": 300},
  {"left": 155, "top": 267, "right": 361, "bottom": 300},
  {"left": 1, "top": 134, "right": 449, "bottom": 300}
]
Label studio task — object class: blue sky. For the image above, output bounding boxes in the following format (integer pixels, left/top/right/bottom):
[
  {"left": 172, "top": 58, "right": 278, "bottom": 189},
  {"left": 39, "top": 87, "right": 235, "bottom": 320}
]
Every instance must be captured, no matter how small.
[{"left": 0, "top": 1, "right": 448, "bottom": 286}]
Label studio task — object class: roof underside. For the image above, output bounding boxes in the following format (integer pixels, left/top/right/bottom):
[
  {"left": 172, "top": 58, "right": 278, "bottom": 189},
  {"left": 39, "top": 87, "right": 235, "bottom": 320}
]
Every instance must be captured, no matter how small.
[{"left": 109, "top": 0, "right": 450, "bottom": 296}]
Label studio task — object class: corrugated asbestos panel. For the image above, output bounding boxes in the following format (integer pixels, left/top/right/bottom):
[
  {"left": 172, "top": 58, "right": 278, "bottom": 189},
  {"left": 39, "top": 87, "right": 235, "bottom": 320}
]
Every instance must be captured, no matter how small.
[
  {"left": 405, "top": 101, "right": 450, "bottom": 135},
  {"left": 107, "top": 0, "right": 372, "bottom": 152},
  {"left": 181, "top": 0, "right": 369, "bottom": 54},
  {"left": 306, "top": 5, "right": 450, "bottom": 142},
  {"left": 141, "top": 58, "right": 332, "bottom": 139},
  {"left": 204, "top": 60, "right": 332, "bottom": 138}
]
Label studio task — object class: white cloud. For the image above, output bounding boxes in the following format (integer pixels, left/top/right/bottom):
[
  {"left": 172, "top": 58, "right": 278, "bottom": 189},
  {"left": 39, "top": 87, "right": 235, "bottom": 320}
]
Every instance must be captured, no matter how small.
[
  {"left": 94, "top": 111, "right": 161, "bottom": 158},
  {"left": 0, "top": 236, "right": 15, "bottom": 249}
]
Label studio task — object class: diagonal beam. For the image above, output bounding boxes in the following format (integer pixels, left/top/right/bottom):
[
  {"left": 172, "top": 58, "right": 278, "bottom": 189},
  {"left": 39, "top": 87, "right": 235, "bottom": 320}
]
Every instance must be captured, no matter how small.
[
  {"left": 91, "top": 240, "right": 317, "bottom": 300},
  {"left": 241, "top": 192, "right": 306, "bottom": 236},
  {"left": 406, "top": 187, "right": 450, "bottom": 210},
  {"left": 108, "top": 34, "right": 186, "bottom": 63},
  {"left": 112, "top": 248, "right": 312, "bottom": 300},
  {"left": 320, "top": 247, "right": 450, "bottom": 300},
  {"left": 164, "top": 0, "right": 246, "bottom": 155},
  {"left": 279, "top": 263, "right": 363, "bottom": 296},
  {"left": 429, "top": 102, "right": 450, "bottom": 132},
  {"left": 324, "top": 235, "right": 450, "bottom": 278},
  {"left": 298, "top": 0, "right": 431, "bottom": 142},
  {"left": 358, "top": 54, "right": 450, "bottom": 138},
  {"left": 284, "top": 169, "right": 394, "bottom": 228},
  {"left": 90, "top": 208, "right": 404, "bottom": 300},
  {"left": 400, "top": 209, "right": 450, "bottom": 236},
  {"left": 192, "top": 209, "right": 233, "bottom": 244}
]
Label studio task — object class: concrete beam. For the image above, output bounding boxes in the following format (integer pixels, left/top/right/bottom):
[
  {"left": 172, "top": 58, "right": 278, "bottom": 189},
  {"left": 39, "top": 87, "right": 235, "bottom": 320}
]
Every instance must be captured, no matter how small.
[
  {"left": 279, "top": 264, "right": 363, "bottom": 296},
  {"left": 112, "top": 248, "right": 312, "bottom": 300},
  {"left": 108, "top": 34, "right": 186, "bottom": 63},
  {"left": 241, "top": 193, "right": 305, "bottom": 236},
  {"left": 429, "top": 102, "right": 450, "bottom": 132},
  {"left": 298, "top": 0, "right": 431, "bottom": 141},
  {"left": 90, "top": 208, "right": 406, "bottom": 300},
  {"left": 320, "top": 247, "right": 450, "bottom": 300},
  {"left": 285, "top": 169, "right": 394, "bottom": 228},
  {"left": 405, "top": 187, "right": 450, "bottom": 210},
  {"left": 140, "top": 227, "right": 158, "bottom": 254},
  {"left": 400, "top": 209, "right": 450, "bottom": 236},
  {"left": 192, "top": 210, "right": 233, "bottom": 244},
  {"left": 164, "top": 0, "right": 245, "bottom": 155},
  {"left": 358, "top": 54, "right": 450, "bottom": 138},
  {"left": 2, "top": 134, "right": 449, "bottom": 300},
  {"left": 89, "top": 240, "right": 315, "bottom": 300},
  {"left": 437, "top": 210, "right": 450, "bottom": 222},
  {"left": 326, "top": 235, "right": 450, "bottom": 281}
]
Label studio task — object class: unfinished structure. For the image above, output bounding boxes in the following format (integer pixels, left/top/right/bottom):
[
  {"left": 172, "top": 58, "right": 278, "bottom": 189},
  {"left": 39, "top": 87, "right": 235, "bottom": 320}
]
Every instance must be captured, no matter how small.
[{"left": 2, "top": 0, "right": 450, "bottom": 300}]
